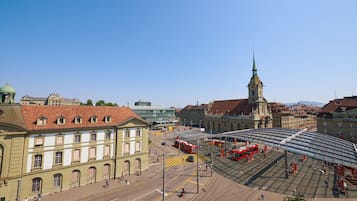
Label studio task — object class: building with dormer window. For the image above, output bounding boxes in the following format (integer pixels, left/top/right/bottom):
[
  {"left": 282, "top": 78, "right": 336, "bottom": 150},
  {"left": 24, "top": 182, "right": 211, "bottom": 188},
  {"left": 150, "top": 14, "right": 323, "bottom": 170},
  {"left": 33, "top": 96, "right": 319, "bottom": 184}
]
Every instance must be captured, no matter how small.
[{"left": 0, "top": 101, "right": 149, "bottom": 200}]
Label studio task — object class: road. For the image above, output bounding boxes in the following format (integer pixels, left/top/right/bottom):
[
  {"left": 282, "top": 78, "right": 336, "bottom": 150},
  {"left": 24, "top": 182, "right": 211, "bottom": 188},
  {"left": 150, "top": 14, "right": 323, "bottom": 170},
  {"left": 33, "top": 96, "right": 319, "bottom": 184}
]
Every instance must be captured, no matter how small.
[{"left": 80, "top": 129, "right": 202, "bottom": 201}]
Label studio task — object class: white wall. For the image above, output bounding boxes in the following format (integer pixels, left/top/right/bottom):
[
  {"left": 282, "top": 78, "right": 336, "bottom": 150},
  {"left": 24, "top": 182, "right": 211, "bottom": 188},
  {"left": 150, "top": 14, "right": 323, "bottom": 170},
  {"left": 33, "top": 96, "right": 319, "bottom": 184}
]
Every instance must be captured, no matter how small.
[{"left": 43, "top": 151, "right": 53, "bottom": 170}]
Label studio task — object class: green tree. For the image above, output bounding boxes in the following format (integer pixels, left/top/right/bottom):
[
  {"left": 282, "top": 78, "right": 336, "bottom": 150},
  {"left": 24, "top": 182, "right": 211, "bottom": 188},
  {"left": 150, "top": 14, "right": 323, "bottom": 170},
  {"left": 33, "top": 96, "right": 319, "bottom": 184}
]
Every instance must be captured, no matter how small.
[
  {"left": 283, "top": 193, "right": 306, "bottom": 201},
  {"left": 95, "top": 100, "right": 105, "bottom": 106},
  {"left": 86, "top": 99, "right": 93, "bottom": 106}
]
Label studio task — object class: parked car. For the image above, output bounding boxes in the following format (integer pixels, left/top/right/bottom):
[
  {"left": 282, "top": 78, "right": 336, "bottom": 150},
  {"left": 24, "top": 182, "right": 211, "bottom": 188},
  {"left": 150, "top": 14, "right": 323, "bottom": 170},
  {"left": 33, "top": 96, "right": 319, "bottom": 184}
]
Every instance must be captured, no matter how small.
[{"left": 187, "top": 155, "right": 194, "bottom": 162}]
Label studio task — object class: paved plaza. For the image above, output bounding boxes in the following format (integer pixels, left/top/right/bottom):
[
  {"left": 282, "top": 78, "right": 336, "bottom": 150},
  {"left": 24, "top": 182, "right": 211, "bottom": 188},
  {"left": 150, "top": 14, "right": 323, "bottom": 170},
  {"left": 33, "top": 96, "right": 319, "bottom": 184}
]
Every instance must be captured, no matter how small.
[{"left": 198, "top": 143, "right": 357, "bottom": 200}]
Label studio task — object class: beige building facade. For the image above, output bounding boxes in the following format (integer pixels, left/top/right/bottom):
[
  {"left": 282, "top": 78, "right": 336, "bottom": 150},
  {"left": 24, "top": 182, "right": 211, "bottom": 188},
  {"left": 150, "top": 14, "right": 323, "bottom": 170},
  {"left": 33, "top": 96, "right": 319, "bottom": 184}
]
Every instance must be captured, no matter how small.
[
  {"left": 20, "top": 93, "right": 81, "bottom": 106},
  {"left": 205, "top": 57, "right": 272, "bottom": 133},
  {"left": 317, "top": 96, "right": 357, "bottom": 142},
  {"left": 0, "top": 104, "right": 149, "bottom": 201}
]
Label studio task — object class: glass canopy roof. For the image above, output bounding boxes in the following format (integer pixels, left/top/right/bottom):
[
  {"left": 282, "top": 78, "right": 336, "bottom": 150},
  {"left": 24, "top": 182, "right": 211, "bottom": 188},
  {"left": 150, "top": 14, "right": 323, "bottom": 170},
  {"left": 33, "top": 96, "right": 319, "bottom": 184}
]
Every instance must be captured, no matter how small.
[{"left": 215, "top": 128, "right": 357, "bottom": 168}]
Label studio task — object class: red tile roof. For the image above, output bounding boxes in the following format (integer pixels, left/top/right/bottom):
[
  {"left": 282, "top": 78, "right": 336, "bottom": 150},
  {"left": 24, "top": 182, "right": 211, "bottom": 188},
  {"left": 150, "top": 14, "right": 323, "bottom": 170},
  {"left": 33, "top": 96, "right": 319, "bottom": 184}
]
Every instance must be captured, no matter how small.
[
  {"left": 182, "top": 104, "right": 208, "bottom": 110},
  {"left": 320, "top": 96, "right": 357, "bottom": 113},
  {"left": 20, "top": 105, "right": 145, "bottom": 131},
  {"left": 207, "top": 99, "right": 251, "bottom": 115}
]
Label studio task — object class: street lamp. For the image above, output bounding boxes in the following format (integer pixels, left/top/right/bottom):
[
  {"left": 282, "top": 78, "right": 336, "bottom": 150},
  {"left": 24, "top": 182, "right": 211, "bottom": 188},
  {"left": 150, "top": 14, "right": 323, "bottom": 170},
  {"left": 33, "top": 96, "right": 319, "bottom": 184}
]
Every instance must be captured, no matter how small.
[
  {"left": 161, "top": 141, "right": 166, "bottom": 201},
  {"left": 210, "top": 129, "right": 213, "bottom": 177},
  {"left": 196, "top": 139, "right": 200, "bottom": 193}
]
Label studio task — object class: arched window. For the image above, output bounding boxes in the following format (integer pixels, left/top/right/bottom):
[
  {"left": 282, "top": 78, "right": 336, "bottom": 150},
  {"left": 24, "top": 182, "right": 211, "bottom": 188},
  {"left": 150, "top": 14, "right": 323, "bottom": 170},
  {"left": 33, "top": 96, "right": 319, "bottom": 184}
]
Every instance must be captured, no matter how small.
[
  {"left": 103, "top": 164, "right": 111, "bottom": 179},
  {"left": 71, "top": 170, "right": 81, "bottom": 187},
  {"left": 32, "top": 177, "right": 42, "bottom": 193},
  {"left": 88, "top": 166, "right": 96, "bottom": 183},
  {"left": 135, "top": 158, "right": 141, "bottom": 176},
  {"left": 53, "top": 173, "right": 63, "bottom": 190},
  {"left": 123, "top": 160, "right": 130, "bottom": 176}
]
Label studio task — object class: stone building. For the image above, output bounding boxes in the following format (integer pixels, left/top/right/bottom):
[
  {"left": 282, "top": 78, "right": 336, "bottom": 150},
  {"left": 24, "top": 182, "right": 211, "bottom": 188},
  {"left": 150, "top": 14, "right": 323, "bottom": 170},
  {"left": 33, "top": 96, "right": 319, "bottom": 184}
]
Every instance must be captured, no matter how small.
[
  {"left": 317, "top": 96, "right": 357, "bottom": 142},
  {"left": 20, "top": 92, "right": 81, "bottom": 106},
  {"left": 270, "top": 102, "right": 318, "bottom": 131},
  {"left": 204, "top": 57, "right": 272, "bottom": 133},
  {"left": 179, "top": 104, "right": 208, "bottom": 127},
  {"left": 0, "top": 98, "right": 149, "bottom": 200}
]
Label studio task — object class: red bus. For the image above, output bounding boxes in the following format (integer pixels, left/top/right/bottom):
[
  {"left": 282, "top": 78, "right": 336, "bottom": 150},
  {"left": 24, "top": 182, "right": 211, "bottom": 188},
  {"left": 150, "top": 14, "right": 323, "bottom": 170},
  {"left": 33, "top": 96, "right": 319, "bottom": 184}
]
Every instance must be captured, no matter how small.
[
  {"left": 230, "top": 144, "right": 259, "bottom": 161},
  {"left": 174, "top": 137, "right": 197, "bottom": 154}
]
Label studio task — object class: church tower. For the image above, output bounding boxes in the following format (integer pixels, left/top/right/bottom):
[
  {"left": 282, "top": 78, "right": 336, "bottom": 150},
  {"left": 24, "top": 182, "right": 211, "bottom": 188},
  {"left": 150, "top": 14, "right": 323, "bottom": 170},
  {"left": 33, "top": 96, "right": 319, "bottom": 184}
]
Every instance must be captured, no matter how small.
[
  {"left": 247, "top": 56, "right": 272, "bottom": 128},
  {"left": 248, "top": 56, "right": 264, "bottom": 104}
]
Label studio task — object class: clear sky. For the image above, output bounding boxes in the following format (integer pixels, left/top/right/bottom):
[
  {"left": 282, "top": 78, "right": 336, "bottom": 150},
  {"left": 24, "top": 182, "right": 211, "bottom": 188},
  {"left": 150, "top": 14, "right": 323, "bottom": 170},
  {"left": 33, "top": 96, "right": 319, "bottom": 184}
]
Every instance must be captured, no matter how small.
[{"left": 1, "top": 1, "right": 356, "bottom": 107}]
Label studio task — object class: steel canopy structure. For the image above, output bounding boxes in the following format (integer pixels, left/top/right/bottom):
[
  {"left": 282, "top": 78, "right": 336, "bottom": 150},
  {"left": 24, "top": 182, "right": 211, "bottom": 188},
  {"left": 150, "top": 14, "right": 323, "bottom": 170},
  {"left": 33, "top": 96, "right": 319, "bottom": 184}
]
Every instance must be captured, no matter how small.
[{"left": 216, "top": 128, "right": 357, "bottom": 169}]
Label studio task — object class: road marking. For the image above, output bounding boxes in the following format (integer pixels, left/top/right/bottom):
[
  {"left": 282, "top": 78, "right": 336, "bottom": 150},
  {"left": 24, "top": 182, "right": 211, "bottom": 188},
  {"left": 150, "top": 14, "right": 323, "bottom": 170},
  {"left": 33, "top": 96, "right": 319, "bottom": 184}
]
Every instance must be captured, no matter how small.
[
  {"left": 109, "top": 198, "right": 119, "bottom": 201},
  {"left": 155, "top": 189, "right": 167, "bottom": 196},
  {"left": 188, "top": 180, "right": 205, "bottom": 186}
]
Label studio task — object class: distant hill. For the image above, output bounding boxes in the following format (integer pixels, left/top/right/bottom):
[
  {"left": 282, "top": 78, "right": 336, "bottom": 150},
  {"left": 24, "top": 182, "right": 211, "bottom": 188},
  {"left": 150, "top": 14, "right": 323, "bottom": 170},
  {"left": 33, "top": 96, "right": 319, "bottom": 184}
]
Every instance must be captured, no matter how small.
[{"left": 285, "top": 101, "right": 325, "bottom": 107}]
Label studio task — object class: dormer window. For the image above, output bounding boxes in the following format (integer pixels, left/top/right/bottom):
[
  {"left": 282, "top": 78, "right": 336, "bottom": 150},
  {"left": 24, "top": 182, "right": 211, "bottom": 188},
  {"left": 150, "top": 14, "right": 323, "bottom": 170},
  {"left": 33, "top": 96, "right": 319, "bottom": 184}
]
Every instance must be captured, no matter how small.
[
  {"left": 104, "top": 115, "right": 112, "bottom": 123},
  {"left": 36, "top": 116, "right": 47, "bottom": 126},
  {"left": 74, "top": 116, "right": 82, "bottom": 124},
  {"left": 90, "top": 116, "right": 97, "bottom": 123},
  {"left": 57, "top": 116, "right": 66, "bottom": 125}
]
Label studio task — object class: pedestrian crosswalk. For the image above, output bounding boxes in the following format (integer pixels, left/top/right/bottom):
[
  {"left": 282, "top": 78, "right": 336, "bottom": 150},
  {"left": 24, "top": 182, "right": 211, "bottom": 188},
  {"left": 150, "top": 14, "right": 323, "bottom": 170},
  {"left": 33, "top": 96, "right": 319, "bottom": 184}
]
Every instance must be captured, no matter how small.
[{"left": 165, "top": 154, "right": 196, "bottom": 168}]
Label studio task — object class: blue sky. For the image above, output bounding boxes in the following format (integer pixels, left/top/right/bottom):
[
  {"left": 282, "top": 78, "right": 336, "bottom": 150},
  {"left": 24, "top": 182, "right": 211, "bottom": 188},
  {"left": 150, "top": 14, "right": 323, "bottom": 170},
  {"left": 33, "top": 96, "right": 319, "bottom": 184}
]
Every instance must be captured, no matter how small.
[{"left": 1, "top": 1, "right": 356, "bottom": 107}]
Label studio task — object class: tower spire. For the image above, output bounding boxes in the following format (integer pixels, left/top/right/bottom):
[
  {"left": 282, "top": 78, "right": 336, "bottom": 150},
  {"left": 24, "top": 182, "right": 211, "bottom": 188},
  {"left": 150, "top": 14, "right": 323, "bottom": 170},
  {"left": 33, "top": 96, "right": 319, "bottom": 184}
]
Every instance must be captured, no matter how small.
[{"left": 252, "top": 54, "right": 257, "bottom": 76}]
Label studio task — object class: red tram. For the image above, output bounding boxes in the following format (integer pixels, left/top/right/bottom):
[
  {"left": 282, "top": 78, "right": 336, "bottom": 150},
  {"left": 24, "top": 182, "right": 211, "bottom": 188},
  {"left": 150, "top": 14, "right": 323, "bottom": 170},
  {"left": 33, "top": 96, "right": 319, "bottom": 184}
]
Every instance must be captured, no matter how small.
[
  {"left": 230, "top": 144, "right": 259, "bottom": 161},
  {"left": 174, "top": 137, "right": 197, "bottom": 154}
]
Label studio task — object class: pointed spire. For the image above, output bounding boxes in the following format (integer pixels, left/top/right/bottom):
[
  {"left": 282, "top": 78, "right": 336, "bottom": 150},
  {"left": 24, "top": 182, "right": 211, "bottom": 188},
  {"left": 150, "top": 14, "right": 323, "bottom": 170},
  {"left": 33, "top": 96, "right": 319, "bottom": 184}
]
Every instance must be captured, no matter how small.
[{"left": 252, "top": 54, "right": 257, "bottom": 76}]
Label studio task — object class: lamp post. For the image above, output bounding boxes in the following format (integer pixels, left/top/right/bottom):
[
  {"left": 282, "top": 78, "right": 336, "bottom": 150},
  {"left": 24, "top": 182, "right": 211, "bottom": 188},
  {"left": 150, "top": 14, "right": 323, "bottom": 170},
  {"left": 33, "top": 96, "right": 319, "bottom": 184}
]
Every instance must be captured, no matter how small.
[
  {"left": 161, "top": 141, "right": 166, "bottom": 201},
  {"left": 196, "top": 139, "right": 200, "bottom": 193},
  {"left": 210, "top": 129, "right": 213, "bottom": 177}
]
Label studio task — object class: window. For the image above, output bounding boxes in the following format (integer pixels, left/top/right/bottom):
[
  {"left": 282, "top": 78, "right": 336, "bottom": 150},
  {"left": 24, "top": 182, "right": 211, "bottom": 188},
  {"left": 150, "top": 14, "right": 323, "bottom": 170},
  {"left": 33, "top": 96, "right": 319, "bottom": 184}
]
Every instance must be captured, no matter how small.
[
  {"left": 136, "top": 129, "right": 141, "bottom": 137},
  {"left": 32, "top": 178, "right": 42, "bottom": 192},
  {"left": 53, "top": 174, "right": 62, "bottom": 187},
  {"left": 90, "top": 116, "right": 97, "bottom": 123},
  {"left": 124, "top": 143, "right": 130, "bottom": 154},
  {"left": 89, "top": 147, "right": 96, "bottom": 159},
  {"left": 91, "top": 133, "right": 97, "bottom": 141},
  {"left": 36, "top": 116, "right": 47, "bottom": 126},
  {"left": 34, "top": 154, "right": 42, "bottom": 168},
  {"left": 73, "top": 149, "right": 80, "bottom": 162},
  {"left": 74, "top": 134, "right": 81, "bottom": 143},
  {"left": 35, "top": 137, "right": 44, "bottom": 147},
  {"left": 136, "top": 141, "right": 141, "bottom": 152},
  {"left": 104, "top": 145, "right": 110, "bottom": 157},
  {"left": 105, "top": 130, "right": 111, "bottom": 140},
  {"left": 57, "top": 116, "right": 66, "bottom": 125},
  {"left": 74, "top": 116, "right": 82, "bottom": 124},
  {"left": 55, "top": 152, "right": 63, "bottom": 164},
  {"left": 125, "top": 129, "right": 130, "bottom": 138},
  {"left": 104, "top": 116, "right": 111, "bottom": 123},
  {"left": 56, "top": 135, "right": 64, "bottom": 145}
]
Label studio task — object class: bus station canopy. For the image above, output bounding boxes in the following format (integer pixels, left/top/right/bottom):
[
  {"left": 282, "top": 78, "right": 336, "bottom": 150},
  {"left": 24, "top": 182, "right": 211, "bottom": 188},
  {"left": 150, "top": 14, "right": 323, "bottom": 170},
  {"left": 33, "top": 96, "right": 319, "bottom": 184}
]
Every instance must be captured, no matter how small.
[{"left": 213, "top": 128, "right": 357, "bottom": 168}]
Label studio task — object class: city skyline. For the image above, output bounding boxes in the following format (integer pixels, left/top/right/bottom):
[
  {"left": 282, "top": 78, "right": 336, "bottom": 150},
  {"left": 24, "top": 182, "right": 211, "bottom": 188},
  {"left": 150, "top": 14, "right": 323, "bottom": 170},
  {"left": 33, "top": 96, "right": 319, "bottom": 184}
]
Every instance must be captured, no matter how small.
[{"left": 1, "top": 1, "right": 357, "bottom": 107}]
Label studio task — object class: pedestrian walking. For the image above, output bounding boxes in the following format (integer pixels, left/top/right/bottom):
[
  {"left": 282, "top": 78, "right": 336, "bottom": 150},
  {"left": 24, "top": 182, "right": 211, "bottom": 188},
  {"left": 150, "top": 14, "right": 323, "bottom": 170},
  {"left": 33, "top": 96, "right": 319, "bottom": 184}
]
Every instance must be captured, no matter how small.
[
  {"left": 325, "top": 180, "right": 329, "bottom": 188},
  {"left": 105, "top": 179, "right": 109, "bottom": 187},
  {"left": 261, "top": 193, "right": 264, "bottom": 201},
  {"left": 205, "top": 164, "right": 208, "bottom": 171}
]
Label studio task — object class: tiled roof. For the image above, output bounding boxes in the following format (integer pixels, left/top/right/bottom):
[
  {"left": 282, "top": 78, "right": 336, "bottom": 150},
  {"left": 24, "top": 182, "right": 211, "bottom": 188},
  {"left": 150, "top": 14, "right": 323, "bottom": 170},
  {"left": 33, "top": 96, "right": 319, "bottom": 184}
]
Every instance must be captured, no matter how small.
[
  {"left": 320, "top": 96, "right": 357, "bottom": 113},
  {"left": 20, "top": 105, "right": 145, "bottom": 131},
  {"left": 207, "top": 99, "right": 251, "bottom": 116},
  {"left": 182, "top": 104, "right": 208, "bottom": 110}
]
